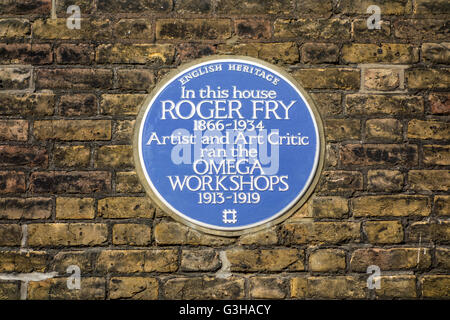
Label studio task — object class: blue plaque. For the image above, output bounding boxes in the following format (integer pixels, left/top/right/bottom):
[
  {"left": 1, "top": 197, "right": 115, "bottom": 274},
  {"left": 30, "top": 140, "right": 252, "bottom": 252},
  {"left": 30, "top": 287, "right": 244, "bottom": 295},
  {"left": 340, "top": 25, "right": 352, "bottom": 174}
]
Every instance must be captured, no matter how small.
[{"left": 134, "top": 56, "right": 324, "bottom": 236}]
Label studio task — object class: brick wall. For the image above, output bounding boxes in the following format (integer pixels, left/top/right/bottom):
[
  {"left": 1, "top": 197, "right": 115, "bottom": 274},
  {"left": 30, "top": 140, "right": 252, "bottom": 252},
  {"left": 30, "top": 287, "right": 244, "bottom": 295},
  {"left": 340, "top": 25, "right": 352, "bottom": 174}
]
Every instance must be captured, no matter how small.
[{"left": 0, "top": 0, "right": 449, "bottom": 300}]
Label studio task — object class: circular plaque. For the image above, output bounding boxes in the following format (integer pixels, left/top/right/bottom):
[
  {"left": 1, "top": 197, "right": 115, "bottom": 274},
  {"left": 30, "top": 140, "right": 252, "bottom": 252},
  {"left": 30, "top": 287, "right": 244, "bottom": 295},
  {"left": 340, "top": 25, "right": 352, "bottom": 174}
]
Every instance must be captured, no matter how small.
[{"left": 134, "top": 56, "right": 324, "bottom": 236}]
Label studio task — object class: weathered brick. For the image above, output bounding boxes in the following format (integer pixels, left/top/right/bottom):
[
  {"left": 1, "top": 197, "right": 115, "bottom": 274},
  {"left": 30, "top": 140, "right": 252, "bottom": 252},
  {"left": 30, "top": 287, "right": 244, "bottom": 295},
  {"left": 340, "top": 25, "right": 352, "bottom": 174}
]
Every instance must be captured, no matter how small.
[
  {"left": 287, "top": 197, "right": 313, "bottom": 221},
  {"left": 325, "top": 144, "right": 339, "bottom": 168},
  {"left": 36, "top": 69, "right": 113, "bottom": 90},
  {"left": 97, "top": 0, "right": 172, "bottom": 13},
  {"left": 364, "top": 69, "right": 400, "bottom": 91},
  {"left": 216, "top": 0, "right": 293, "bottom": 14},
  {"left": 175, "top": 0, "right": 211, "bottom": 13},
  {"left": 177, "top": 43, "right": 216, "bottom": 63},
  {"left": 56, "top": 197, "right": 95, "bottom": 220},
  {"left": 325, "top": 119, "right": 360, "bottom": 142},
  {"left": 406, "top": 68, "right": 450, "bottom": 89},
  {"left": 181, "top": 249, "right": 221, "bottom": 272},
  {"left": 375, "top": 276, "right": 417, "bottom": 299},
  {"left": 34, "top": 120, "right": 111, "bottom": 141},
  {"left": 238, "top": 227, "right": 278, "bottom": 245},
  {"left": 97, "top": 249, "right": 178, "bottom": 273},
  {"left": 0, "top": 19, "right": 30, "bottom": 38},
  {"left": 156, "top": 19, "right": 231, "bottom": 40},
  {"left": 340, "top": 144, "right": 417, "bottom": 167},
  {"left": 365, "top": 221, "right": 404, "bottom": 244},
  {"left": 290, "top": 277, "right": 308, "bottom": 298},
  {"left": 111, "top": 120, "right": 134, "bottom": 141},
  {"left": 33, "top": 19, "right": 111, "bottom": 40},
  {"left": 346, "top": 94, "right": 424, "bottom": 115},
  {"left": 307, "top": 276, "right": 366, "bottom": 299},
  {"left": 0, "top": 93, "right": 54, "bottom": 116},
  {"left": 55, "top": 0, "right": 94, "bottom": 14},
  {"left": 154, "top": 220, "right": 235, "bottom": 246},
  {"left": 114, "top": 19, "right": 152, "bottom": 40},
  {"left": 226, "top": 248, "right": 304, "bottom": 272},
  {"left": 414, "top": 0, "right": 450, "bottom": 14},
  {"left": 0, "top": 171, "right": 26, "bottom": 194},
  {"left": 301, "top": 43, "right": 339, "bottom": 64},
  {"left": 406, "top": 220, "right": 450, "bottom": 243},
  {"left": 27, "top": 223, "right": 108, "bottom": 247},
  {"left": 114, "top": 120, "right": 137, "bottom": 140},
  {"left": 429, "top": 93, "right": 450, "bottom": 114},
  {"left": 0, "top": 120, "right": 28, "bottom": 141},
  {"left": 164, "top": 276, "right": 244, "bottom": 300},
  {"left": 28, "top": 278, "right": 105, "bottom": 300},
  {"left": 98, "top": 197, "right": 154, "bottom": 219},
  {"left": 310, "top": 93, "right": 342, "bottom": 116},
  {"left": 274, "top": 19, "right": 351, "bottom": 40},
  {"left": 0, "top": 67, "right": 31, "bottom": 90},
  {"left": 421, "top": 275, "right": 450, "bottom": 298},
  {"left": 53, "top": 145, "right": 90, "bottom": 168},
  {"left": 293, "top": 68, "right": 360, "bottom": 90},
  {"left": 30, "top": 171, "right": 111, "bottom": 194},
  {"left": 296, "top": 0, "right": 333, "bottom": 16},
  {"left": 0, "top": 0, "right": 51, "bottom": 14},
  {"left": 51, "top": 250, "right": 99, "bottom": 274},
  {"left": 312, "top": 196, "right": 349, "bottom": 219},
  {"left": 351, "top": 248, "right": 431, "bottom": 271},
  {"left": 112, "top": 224, "right": 151, "bottom": 246},
  {"left": 96, "top": 145, "right": 133, "bottom": 169},
  {"left": 249, "top": 276, "right": 287, "bottom": 299},
  {"left": 366, "top": 119, "right": 403, "bottom": 142},
  {"left": 0, "top": 225, "right": 22, "bottom": 246},
  {"left": 423, "top": 145, "right": 450, "bottom": 166},
  {"left": 0, "top": 251, "right": 48, "bottom": 273},
  {"left": 0, "top": 146, "right": 47, "bottom": 167},
  {"left": 109, "top": 277, "right": 158, "bottom": 300},
  {"left": 318, "top": 170, "right": 363, "bottom": 194},
  {"left": 343, "top": 44, "right": 418, "bottom": 64},
  {"left": 0, "top": 198, "right": 51, "bottom": 219},
  {"left": 96, "top": 44, "right": 175, "bottom": 65},
  {"left": 436, "top": 248, "right": 450, "bottom": 270},
  {"left": 422, "top": 43, "right": 450, "bottom": 64},
  {"left": 394, "top": 19, "right": 448, "bottom": 40},
  {"left": 117, "top": 70, "right": 155, "bottom": 91},
  {"left": 56, "top": 44, "right": 95, "bottom": 64},
  {"left": 283, "top": 222, "right": 360, "bottom": 244},
  {"left": 353, "top": 195, "right": 430, "bottom": 217},
  {"left": 435, "top": 195, "right": 449, "bottom": 216},
  {"left": 367, "top": 170, "right": 404, "bottom": 192},
  {"left": 336, "top": 0, "right": 412, "bottom": 14},
  {"left": 100, "top": 94, "right": 146, "bottom": 116},
  {"left": 217, "top": 42, "right": 299, "bottom": 64},
  {"left": 116, "top": 171, "right": 144, "bottom": 193},
  {"left": 309, "top": 249, "right": 346, "bottom": 272},
  {"left": 235, "top": 19, "right": 271, "bottom": 39},
  {"left": 0, "top": 43, "right": 52, "bottom": 64},
  {"left": 409, "top": 170, "right": 449, "bottom": 191},
  {"left": 407, "top": 119, "right": 449, "bottom": 140},
  {"left": 0, "top": 282, "right": 20, "bottom": 300},
  {"left": 59, "top": 94, "right": 96, "bottom": 117},
  {"left": 352, "top": 19, "right": 391, "bottom": 41}
]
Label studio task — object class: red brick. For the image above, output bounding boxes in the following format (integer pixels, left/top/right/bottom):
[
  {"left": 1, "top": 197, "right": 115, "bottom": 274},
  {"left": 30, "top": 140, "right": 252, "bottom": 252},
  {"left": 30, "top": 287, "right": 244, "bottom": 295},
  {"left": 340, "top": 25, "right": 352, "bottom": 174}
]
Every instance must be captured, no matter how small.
[{"left": 429, "top": 93, "right": 450, "bottom": 114}]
